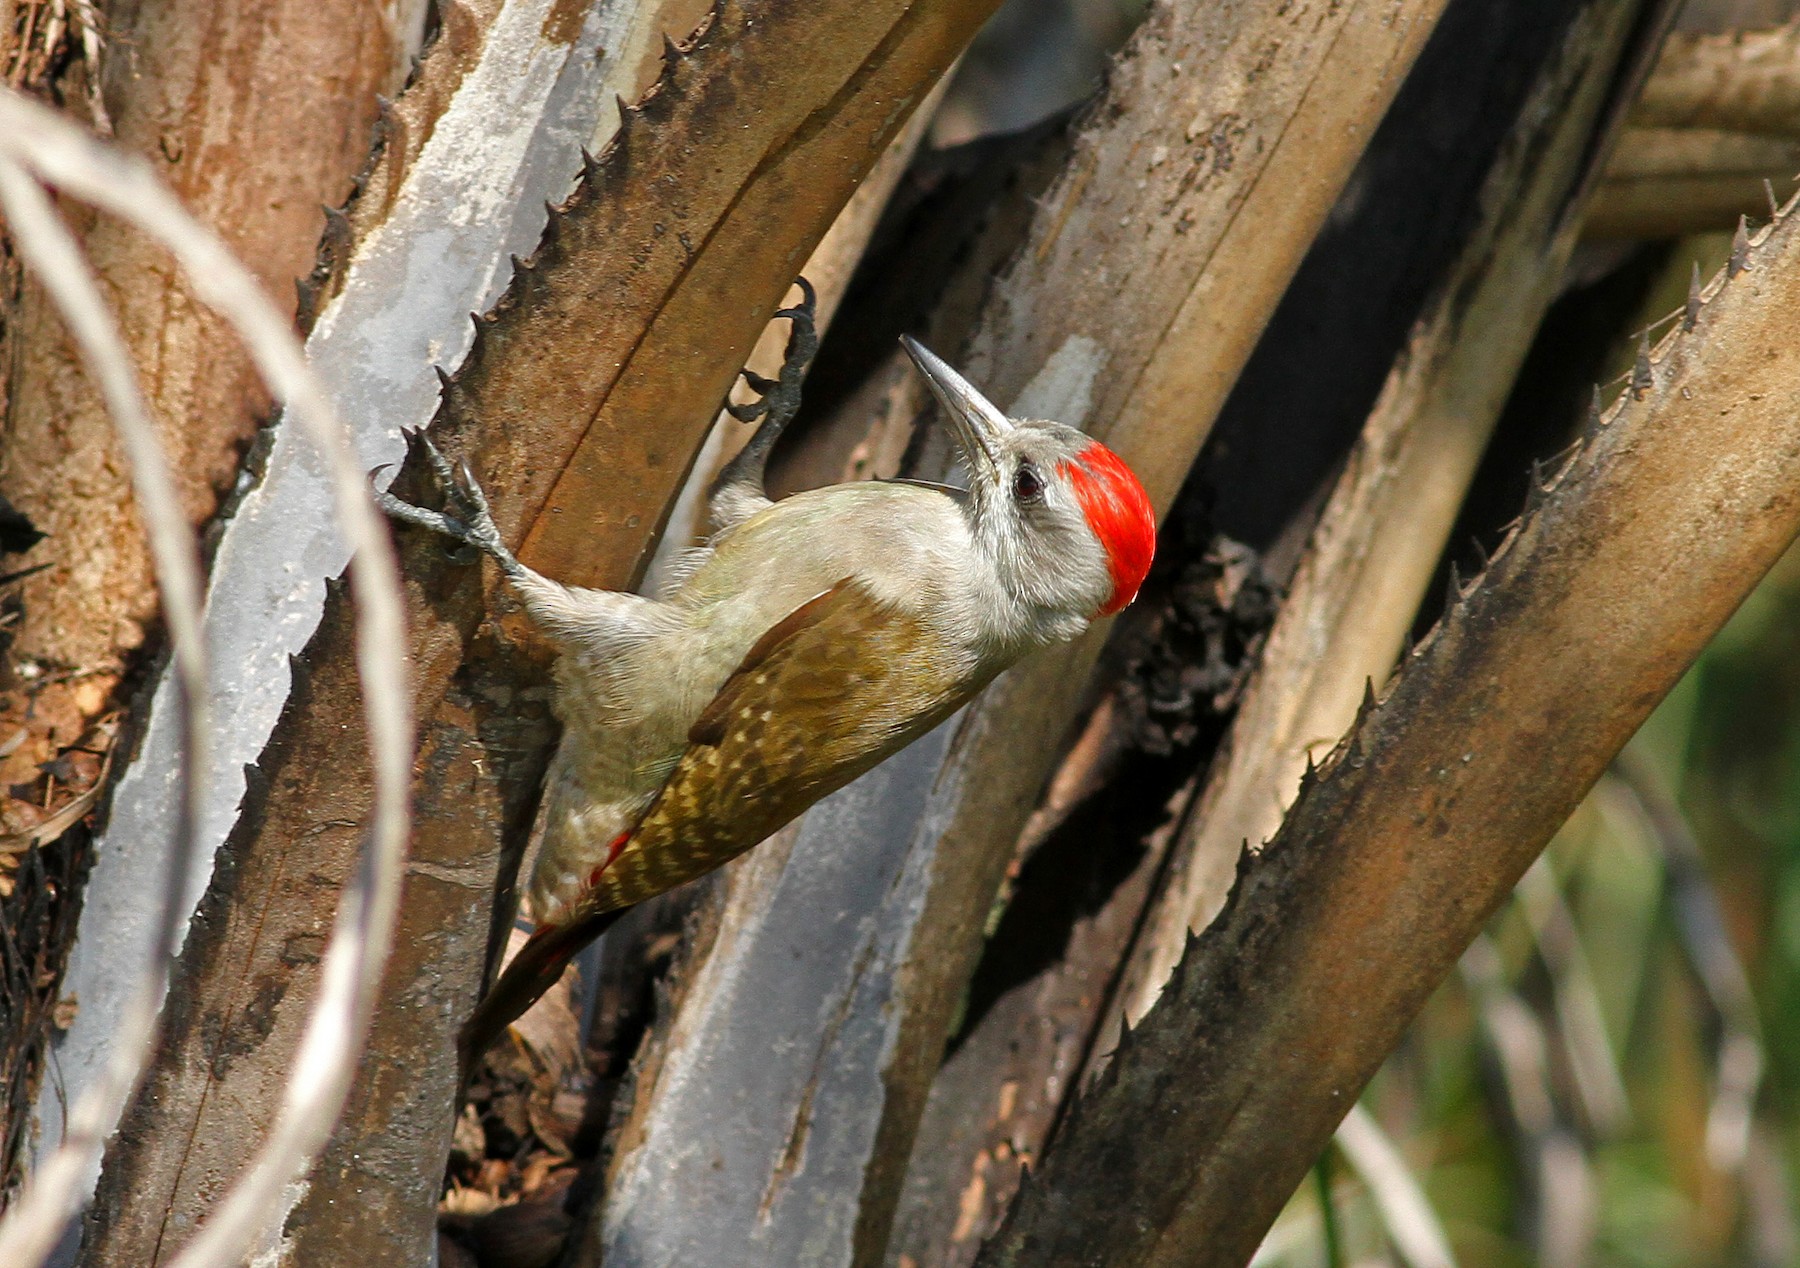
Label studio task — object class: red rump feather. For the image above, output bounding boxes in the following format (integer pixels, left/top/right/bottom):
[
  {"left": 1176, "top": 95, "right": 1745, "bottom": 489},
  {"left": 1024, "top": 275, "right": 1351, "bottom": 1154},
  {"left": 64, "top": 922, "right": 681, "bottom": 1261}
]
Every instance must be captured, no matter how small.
[
  {"left": 1060, "top": 441, "right": 1156, "bottom": 616},
  {"left": 584, "top": 829, "right": 632, "bottom": 890}
]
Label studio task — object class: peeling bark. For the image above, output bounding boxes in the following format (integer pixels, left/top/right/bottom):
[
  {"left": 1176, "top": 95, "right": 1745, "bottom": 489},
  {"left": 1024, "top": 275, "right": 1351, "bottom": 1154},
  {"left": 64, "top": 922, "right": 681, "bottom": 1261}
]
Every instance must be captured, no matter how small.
[
  {"left": 38, "top": 0, "right": 601, "bottom": 1223},
  {"left": 0, "top": 0, "right": 418, "bottom": 668},
  {"left": 1, "top": 0, "right": 423, "bottom": 1227}
]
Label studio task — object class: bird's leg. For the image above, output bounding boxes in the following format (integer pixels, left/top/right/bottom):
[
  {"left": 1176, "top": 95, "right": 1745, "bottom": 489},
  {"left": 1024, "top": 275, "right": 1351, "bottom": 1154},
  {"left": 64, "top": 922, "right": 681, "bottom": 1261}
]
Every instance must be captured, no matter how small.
[
  {"left": 376, "top": 429, "right": 674, "bottom": 653},
  {"left": 709, "top": 277, "right": 818, "bottom": 527},
  {"left": 372, "top": 428, "right": 530, "bottom": 586}
]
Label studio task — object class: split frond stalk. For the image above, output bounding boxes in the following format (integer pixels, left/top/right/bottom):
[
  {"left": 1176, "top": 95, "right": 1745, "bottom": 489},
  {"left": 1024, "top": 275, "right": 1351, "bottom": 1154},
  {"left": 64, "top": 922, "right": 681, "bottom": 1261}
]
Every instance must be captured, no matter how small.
[
  {"left": 1587, "top": 24, "right": 1800, "bottom": 236},
  {"left": 976, "top": 191, "right": 1800, "bottom": 1268}
]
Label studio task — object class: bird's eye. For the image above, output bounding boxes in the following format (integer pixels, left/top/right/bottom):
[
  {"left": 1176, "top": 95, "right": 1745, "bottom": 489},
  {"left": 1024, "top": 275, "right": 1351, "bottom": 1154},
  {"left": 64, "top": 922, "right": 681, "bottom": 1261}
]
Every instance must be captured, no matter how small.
[{"left": 1012, "top": 463, "right": 1044, "bottom": 503}]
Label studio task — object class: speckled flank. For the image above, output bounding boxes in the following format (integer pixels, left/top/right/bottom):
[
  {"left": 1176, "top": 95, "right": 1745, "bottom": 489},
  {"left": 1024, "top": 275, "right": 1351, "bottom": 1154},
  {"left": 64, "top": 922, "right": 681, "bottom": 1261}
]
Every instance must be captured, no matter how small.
[{"left": 587, "top": 579, "right": 980, "bottom": 914}]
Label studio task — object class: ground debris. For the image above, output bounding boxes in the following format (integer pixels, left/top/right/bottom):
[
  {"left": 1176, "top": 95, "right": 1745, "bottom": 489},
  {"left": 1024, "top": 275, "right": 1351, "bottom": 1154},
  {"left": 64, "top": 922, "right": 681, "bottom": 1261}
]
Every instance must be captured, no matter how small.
[
  {"left": 440, "top": 946, "right": 605, "bottom": 1267},
  {"left": 0, "top": 665, "right": 109, "bottom": 1189},
  {"left": 0, "top": 671, "right": 118, "bottom": 880}
]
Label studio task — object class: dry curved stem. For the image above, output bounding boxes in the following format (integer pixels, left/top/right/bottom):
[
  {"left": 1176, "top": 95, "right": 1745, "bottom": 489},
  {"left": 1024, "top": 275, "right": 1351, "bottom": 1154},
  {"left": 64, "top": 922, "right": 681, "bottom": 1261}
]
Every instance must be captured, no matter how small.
[
  {"left": 0, "top": 91, "right": 413, "bottom": 1268},
  {"left": 67, "top": 3, "right": 617, "bottom": 1252},
  {"left": 0, "top": 154, "right": 208, "bottom": 1268},
  {"left": 1332, "top": 1104, "right": 1456, "bottom": 1268}
]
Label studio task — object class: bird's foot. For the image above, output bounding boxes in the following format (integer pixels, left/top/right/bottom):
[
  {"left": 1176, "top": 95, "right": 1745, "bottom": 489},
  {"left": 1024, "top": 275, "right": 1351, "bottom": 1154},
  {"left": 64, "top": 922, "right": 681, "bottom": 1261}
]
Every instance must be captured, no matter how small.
[
  {"left": 709, "top": 279, "right": 818, "bottom": 517},
  {"left": 371, "top": 429, "right": 523, "bottom": 577},
  {"left": 725, "top": 276, "right": 818, "bottom": 429}
]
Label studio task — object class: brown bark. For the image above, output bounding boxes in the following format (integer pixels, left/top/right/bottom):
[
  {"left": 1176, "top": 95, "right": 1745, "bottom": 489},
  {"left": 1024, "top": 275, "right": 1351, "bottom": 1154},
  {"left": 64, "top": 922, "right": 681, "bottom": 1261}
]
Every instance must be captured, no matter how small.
[
  {"left": 1116, "top": 0, "right": 1667, "bottom": 1033},
  {"left": 589, "top": 3, "right": 1453, "bottom": 1265},
  {"left": 851, "top": 0, "right": 1453, "bottom": 1249},
  {"left": 291, "top": 20, "right": 945, "bottom": 1261},
  {"left": 886, "top": 0, "right": 1664, "bottom": 1253},
  {"left": 0, "top": 0, "right": 412, "bottom": 668},
  {"left": 886, "top": 703, "right": 1188, "bottom": 1268},
  {"left": 975, "top": 124, "right": 1800, "bottom": 1268},
  {"left": 84, "top": 2, "right": 1004, "bottom": 1262},
  {"left": 0, "top": 0, "right": 415, "bottom": 1224}
]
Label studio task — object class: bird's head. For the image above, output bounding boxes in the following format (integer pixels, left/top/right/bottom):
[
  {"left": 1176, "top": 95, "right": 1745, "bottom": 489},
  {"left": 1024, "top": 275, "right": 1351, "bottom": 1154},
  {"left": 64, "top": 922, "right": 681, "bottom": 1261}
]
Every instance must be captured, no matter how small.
[{"left": 902, "top": 337, "right": 1156, "bottom": 644}]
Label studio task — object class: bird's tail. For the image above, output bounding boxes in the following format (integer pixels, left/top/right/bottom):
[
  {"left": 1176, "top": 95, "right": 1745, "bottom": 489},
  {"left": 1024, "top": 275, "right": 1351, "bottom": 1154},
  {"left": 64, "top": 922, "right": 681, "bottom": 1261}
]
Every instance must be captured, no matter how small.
[{"left": 457, "top": 906, "right": 626, "bottom": 1085}]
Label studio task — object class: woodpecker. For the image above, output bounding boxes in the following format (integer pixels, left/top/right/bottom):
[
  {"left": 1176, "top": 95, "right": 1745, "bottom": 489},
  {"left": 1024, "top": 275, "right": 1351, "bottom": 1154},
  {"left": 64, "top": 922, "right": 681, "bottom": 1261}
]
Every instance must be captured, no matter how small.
[{"left": 377, "top": 282, "right": 1156, "bottom": 1074}]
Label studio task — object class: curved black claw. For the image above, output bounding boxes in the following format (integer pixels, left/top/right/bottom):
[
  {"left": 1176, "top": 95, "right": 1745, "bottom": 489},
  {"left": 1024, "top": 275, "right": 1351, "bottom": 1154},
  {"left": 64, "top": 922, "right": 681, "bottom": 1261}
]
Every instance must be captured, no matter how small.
[
  {"left": 772, "top": 274, "right": 818, "bottom": 325},
  {"left": 725, "top": 394, "right": 769, "bottom": 425},
  {"left": 711, "top": 276, "right": 820, "bottom": 499}
]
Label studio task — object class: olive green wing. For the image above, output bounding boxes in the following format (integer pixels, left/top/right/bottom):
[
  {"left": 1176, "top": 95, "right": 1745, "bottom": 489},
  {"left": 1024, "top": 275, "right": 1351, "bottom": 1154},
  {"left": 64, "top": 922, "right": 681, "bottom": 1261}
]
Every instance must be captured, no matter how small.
[{"left": 588, "top": 577, "right": 987, "bottom": 913}]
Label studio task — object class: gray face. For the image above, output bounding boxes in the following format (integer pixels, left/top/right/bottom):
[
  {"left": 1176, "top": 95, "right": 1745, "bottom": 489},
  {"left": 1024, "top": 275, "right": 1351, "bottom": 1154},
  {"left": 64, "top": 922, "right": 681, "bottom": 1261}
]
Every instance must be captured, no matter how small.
[
  {"left": 980, "top": 418, "right": 1115, "bottom": 627},
  {"left": 990, "top": 418, "right": 1099, "bottom": 499},
  {"left": 900, "top": 339, "right": 1116, "bottom": 635}
]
